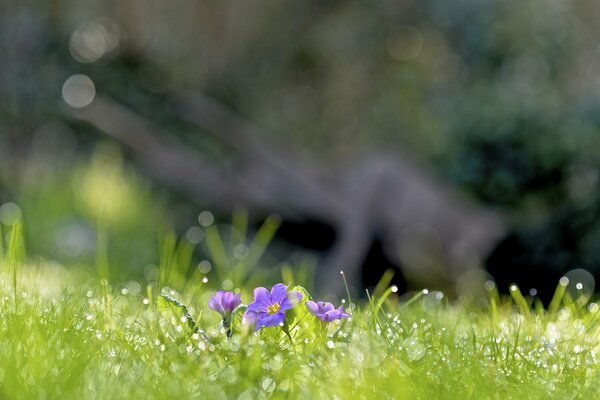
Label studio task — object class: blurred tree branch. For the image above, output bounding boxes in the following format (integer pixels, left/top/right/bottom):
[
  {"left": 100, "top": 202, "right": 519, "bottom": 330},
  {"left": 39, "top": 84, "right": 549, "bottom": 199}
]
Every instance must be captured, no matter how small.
[{"left": 71, "top": 92, "right": 505, "bottom": 294}]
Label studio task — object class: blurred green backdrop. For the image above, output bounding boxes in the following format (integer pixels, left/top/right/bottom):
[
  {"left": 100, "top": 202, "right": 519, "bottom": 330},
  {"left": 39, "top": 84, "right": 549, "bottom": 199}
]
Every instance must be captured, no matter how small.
[{"left": 2, "top": 1, "right": 600, "bottom": 297}]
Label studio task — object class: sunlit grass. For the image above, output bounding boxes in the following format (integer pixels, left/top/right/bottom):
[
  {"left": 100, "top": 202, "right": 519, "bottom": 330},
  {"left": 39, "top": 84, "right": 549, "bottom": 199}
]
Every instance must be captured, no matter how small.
[{"left": 1, "top": 223, "right": 600, "bottom": 399}]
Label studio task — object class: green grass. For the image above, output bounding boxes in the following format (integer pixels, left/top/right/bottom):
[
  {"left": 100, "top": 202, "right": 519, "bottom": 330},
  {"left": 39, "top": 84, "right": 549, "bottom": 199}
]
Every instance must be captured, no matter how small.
[{"left": 1, "top": 224, "right": 600, "bottom": 399}]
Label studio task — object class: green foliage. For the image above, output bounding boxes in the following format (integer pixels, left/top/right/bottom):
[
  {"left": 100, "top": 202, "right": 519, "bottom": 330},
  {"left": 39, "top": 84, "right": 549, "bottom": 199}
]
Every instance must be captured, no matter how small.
[
  {"left": 157, "top": 294, "right": 200, "bottom": 335},
  {"left": 0, "top": 223, "right": 598, "bottom": 398},
  {"left": 3, "top": 260, "right": 600, "bottom": 399}
]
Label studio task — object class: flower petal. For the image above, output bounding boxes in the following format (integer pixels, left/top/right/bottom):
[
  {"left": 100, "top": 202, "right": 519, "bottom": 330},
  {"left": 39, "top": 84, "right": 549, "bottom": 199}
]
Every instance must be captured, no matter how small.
[
  {"left": 256, "top": 311, "right": 285, "bottom": 329},
  {"left": 337, "top": 306, "right": 350, "bottom": 319},
  {"left": 279, "top": 291, "right": 301, "bottom": 311},
  {"left": 319, "top": 301, "right": 335, "bottom": 313},
  {"left": 208, "top": 291, "right": 225, "bottom": 314},
  {"left": 222, "top": 292, "right": 241, "bottom": 312},
  {"left": 306, "top": 300, "right": 320, "bottom": 316},
  {"left": 324, "top": 310, "right": 341, "bottom": 321},
  {"left": 270, "top": 283, "right": 288, "bottom": 304},
  {"left": 242, "top": 309, "right": 258, "bottom": 328},
  {"left": 247, "top": 287, "right": 270, "bottom": 312}
]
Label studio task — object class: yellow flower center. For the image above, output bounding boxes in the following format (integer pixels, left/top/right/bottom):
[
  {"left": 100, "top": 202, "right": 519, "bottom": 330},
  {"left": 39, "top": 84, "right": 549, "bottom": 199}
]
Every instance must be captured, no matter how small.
[{"left": 267, "top": 303, "right": 280, "bottom": 315}]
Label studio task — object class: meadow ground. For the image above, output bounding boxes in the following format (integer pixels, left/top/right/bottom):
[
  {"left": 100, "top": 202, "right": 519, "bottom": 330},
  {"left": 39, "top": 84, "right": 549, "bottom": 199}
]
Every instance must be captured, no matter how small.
[{"left": 0, "top": 222, "right": 599, "bottom": 399}]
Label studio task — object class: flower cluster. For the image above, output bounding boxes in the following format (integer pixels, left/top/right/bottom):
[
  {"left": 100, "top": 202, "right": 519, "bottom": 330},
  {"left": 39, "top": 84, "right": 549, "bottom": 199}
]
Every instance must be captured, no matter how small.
[{"left": 208, "top": 283, "right": 350, "bottom": 335}]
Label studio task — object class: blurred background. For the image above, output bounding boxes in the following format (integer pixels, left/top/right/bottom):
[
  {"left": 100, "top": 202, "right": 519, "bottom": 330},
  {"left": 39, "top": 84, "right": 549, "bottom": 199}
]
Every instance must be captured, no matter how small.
[{"left": 2, "top": 1, "right": 600, "bottom": 301}]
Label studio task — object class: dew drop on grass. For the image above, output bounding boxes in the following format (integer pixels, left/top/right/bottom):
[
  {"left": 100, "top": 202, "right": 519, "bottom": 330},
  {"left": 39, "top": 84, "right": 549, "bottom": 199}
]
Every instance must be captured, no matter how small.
[
  {"left": 261, "top": 377, "right": 276, "bottom": 393},
  {"left": 202, "top": 277, "right": 208, "bottom": 284},
  {"left": 327, "top": 340, "right": 335, "bottom": 349},
  {"left": 142, "top": 298, "right": 149, "bottom": 305},
  {"left": 391, "top": 285, "right": 398, "bottom": 293},
  {"left": 576, "top": 283, "right": 583, "bottom": 290},
  {"left": 403, "top": 338, "right": 426, "bottom": 361}
]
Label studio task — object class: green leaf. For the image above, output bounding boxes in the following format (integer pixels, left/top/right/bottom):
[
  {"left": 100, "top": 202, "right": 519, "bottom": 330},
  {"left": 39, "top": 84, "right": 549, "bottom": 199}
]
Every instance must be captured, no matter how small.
[
  {"left": 285, "top": 285, "right": 317, "bottom": 337},
  {"left": 157, "top": 294, "right": 206, "bottom": 339},
  {"left": 230, "top": 304, "right": 247, "bottom": 336}
]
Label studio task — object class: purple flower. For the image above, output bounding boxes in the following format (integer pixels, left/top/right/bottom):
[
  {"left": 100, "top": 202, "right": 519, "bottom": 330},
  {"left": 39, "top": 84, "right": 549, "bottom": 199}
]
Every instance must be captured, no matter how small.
[
  {"left": 208, "top": 291, "right": 241, "bottom": 317},
  {"left": 243, "top": 284, "right": 302, "bottom": 331},
  {"left": 306, "top": 301, "right": 350, "bottom": 322}
]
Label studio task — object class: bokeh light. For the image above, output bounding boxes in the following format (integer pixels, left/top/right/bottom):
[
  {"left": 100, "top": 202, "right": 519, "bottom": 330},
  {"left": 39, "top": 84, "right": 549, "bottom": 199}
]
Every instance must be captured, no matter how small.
[
  {"left": 69, "top": 20, "right": 120, "bottom": 63},
  {"left": 62, "top": 74, "right": 95, "bottom": 108},
  {"left": 386, "top": 24, "right": 423, "bottom": 61},
  {"left": 0, "top": 202, "right": 22, "bottom": 225}
]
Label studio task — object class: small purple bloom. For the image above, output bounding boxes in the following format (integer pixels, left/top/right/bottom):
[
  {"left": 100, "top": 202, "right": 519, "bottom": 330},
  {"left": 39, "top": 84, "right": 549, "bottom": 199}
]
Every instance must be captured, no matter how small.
[
  {"left": 208, "top": 291, "right": 241, "bottom": 317},
  {"left": 243, "top": 283, "right": 302, "bottom": 331},
  {"left": 306, "top": 301, "right": 350, "bottom": 322}
]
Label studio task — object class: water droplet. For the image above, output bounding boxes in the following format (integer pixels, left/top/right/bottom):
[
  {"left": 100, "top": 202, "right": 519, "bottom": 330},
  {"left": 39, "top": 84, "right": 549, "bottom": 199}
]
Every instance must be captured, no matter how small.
[
  {"left": 559, "top": 277, "right": 569, "bottom": 287},
  {"left": 326, "top": 340, "right": 335, "bottom": 349},
  {"left": 576, "top": 283, "right": 583, "bottom": 290},
  {"left": 404, "top": 338, "right": 426, "bottom": 361},
  {"left": 121, "top": 288, "right": 128, "bottom": 295},
  {"left": 422, "top": 289, "right": 429, "bottom": 295},
  {"left": 341, "top": 299, "right": 346, "bottom": 304},
  {"left": 142, "top": 298, "right": 149, "bottom": 305},
  {"left": 391, "top": 285, "right": 398, "bottom": 293},
  {"left": 529, "top": 288, "right": 537, "bottom": 297},
  {"left": 261, "top": 377, "right": 276, "bottom": 393},
  {"left": 202, "top": 277, "right": 208, "bottom": 284},
  {"left": 340, "top": 270, "right": 344, "bottom": 275}
]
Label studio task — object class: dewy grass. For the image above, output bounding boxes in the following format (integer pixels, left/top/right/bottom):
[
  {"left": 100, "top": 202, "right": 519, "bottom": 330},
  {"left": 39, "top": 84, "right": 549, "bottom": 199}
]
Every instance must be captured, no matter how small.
[{"left": 0, "top": 222, "right": 600, "bottom": 399}]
